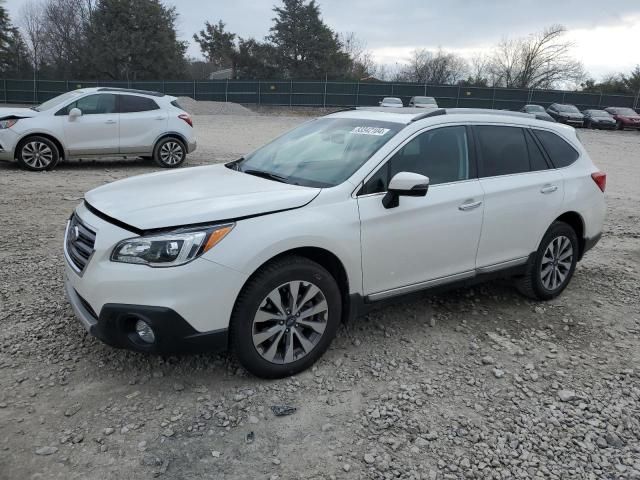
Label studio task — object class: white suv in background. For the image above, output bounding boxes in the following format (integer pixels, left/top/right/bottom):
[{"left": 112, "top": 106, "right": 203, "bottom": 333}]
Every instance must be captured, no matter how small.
[
  {"left": 0, "top": 88, "right": 196, "bottom": 171},
  {"left": 64, "top": 107, "right": 606, "bottom": 378}
]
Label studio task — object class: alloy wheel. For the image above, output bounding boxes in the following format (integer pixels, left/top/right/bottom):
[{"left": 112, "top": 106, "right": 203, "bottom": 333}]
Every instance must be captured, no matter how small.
[
  {"left": 159, "top": 141, "right": 184, "bottom": 165},
  {"left": 252, "top": 281, "right": 328, "bottom": 364},
  {"left": 540, "top": 235, "right": 573, "bottom": 291},
  {"left": 22, "top": 141, "right": 53, "bottom": 169}
]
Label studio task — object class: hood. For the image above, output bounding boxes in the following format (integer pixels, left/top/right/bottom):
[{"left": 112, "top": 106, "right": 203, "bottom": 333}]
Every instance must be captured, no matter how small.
[
  {"left": 85, "top": 164, "right": 321, "bottom": 231},
  {"left": 0, "top": 107, "right": 37, "bottom": 120}
]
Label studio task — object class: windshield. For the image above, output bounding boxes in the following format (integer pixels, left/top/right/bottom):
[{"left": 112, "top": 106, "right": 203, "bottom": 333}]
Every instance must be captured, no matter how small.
[
  {"left": 613, "top": 108, "right": 637, "bottom": 116},
  {"left": 590, "top": 110, "right": 610, "bottom": 117},
  {"left": 414, "top": 97, "right": 436, "bottom": 104},
  {"left": 237, "top": 118, "right": 402, "bottom": 187},
  {"left": 526, "top": 105, "right": 545, "bottom": 112},
  {"left": 32, "top": 91, "right": 82, "bottom": 112},
  {"left": 557, "top": 104, "right": 580, "bottom": 113},
  {"left": 383, "top": 98, "right": 402, "bottom": 104}
]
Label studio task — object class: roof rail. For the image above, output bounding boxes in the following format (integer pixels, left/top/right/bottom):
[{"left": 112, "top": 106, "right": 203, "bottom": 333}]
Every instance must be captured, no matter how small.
[
  {"left": 410, "top": 108, "right": 447, "bottom": 122},
  {"left": 96, "top": 87, "right": 165, "bottom": 97}
]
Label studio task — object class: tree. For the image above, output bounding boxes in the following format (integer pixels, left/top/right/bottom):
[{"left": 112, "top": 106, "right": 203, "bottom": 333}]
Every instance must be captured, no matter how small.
[
  {"left": 400, "top": 48, "right": 467, "bottom": 84},
  {"left": 85, "top": 0, "right": 187, "bottom": 80},
  {"left": 267, "top": 0, "right": 350, "bottom": 79},
  {"left": 1, "top": 0, "right": 32, "bottom": 78},
  {"left": 489, "top": 25, "right": 584, "bottom": 89},
  {"left": 234, "top": 38, "right": 279, "bottom": 79},
  {"left": 193, "top": 20, "right": 236, "bottom": 69},
  {"left": 340, "top": 32, "right": 375, "bottom": 80}
]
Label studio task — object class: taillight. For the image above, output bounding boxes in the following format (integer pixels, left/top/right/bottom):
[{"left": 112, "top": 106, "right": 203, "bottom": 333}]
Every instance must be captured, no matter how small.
[
  {"left": 178, "top": 113, "right": 193, "bottom": 127},
  {"left": 591, "top": 171, "right": 606, "bottom": 192}
]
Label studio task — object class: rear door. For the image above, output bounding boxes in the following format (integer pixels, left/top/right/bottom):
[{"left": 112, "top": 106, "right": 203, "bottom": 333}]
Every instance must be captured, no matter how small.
[
  {"left": 60, "top": 93, "right": 119, "bottom": 155},
  {"left": 474, "top": 124, "right": 564, "bottom": 269},
  {"left": 117, "top": 95, "right": 167, "bottom": 154}
]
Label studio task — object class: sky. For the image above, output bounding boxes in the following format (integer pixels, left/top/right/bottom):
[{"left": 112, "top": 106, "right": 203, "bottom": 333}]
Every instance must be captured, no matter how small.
[{"left": 3, "top": 0, "right": 640, "bottom": 79}]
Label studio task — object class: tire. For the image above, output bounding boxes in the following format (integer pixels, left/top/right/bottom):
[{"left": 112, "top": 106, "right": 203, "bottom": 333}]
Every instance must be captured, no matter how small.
[
  {"left": 16, "top": 136, "right": 61, "bottom": 171},
  {"left": 153, "top": 137, "right": 186, "bottom": 168},
  {"left": 516, "top": 221, "right": 579, "bottom": 301},
  {"left": 230, "top": 256, "right": 342, "bottom": 379}
]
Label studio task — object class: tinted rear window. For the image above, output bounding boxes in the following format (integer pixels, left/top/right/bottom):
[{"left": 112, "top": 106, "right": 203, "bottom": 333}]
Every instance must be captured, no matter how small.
[
  {"left": 171, "top": 100, "right": 183, "bottom": 110},
  {"left": 119, "top": 95, "right": 159, "bottom": 113},
  {"left": 532, "top": 130, "right": 579, "bottom": 168},
  {"left": 475, "top": 126, "right": 529, "bottom": 177}
]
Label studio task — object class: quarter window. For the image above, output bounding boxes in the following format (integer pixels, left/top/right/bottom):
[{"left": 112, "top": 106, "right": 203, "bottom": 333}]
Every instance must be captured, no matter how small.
[
  {"left": 532, "top": 129, "right": 579, "bottom": 168},
  {"left": 360, "top": 126, "right": 471, "bottom": 194},
  {"left": 475, "top": 126, "right": 529, "bottom": 177},
  {"left": 119, "top": 95, "right": 159, "bottom": 113}
]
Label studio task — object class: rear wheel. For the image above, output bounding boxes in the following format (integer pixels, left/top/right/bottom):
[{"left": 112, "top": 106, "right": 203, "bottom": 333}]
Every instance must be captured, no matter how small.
[
  {"left": 153, "top": 137, "right": 186, "bottom": 168},
  {"left": 516, "top": 221, "right": 579, "bottom": 300},
  {"left": 230, "top": 256, "right": 342, "bottom": 378},
  {"left": 16, "top": 136, "right": 60, "bottom": 171}
]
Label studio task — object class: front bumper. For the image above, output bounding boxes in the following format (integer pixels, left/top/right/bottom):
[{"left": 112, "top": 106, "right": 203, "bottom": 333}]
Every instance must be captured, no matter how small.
[
  {"left": 593, "top": 122, "right": 616, "bottom": 130},
  {"left": 63, "top": 202, "right": 248, "bottom": 353},
  {"left": 620, "top": 122, "right": 640, "bottom": 130},
  {"left": 64, "top": 278, "right": 228, "bottom": 353}
]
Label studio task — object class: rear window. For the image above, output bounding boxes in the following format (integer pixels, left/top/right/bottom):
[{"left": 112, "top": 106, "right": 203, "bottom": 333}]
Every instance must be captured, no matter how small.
[
  {"left": 532, "top": 130, "right": 579, "bottom": 168},
  {"left": 475, "top": 126, "right": 529, "bottom": 177},
  {"left": 171, "top": 100, "right": 183, "bottom": 110},
  {"left": 119, "top": 95, "right": 159, "bottom": 113}
]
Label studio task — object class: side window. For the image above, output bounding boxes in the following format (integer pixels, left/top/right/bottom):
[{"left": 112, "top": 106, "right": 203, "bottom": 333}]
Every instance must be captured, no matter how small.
[
  {"left": 475, "top": 126, "right": 529, "bottom": 177},
  {"left": 360, "top": 126, "right": 471, "bottom": 194},
  {"left": 532, "top": 130, "right": 579, "bottom": 168},
  {"left": 119, "top": 95, "right": 160, "bottom": 113},
  {"left": 58, "top": 94, "right": 117, "bottom": 115},
  {"left": 524, "top": 130, "right": 549, "bottom": 171}
]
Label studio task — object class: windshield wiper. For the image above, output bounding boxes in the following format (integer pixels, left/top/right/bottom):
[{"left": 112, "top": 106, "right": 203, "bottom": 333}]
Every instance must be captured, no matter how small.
[{"left": 243, "top": 169, "right": 290, "bottom": 184}]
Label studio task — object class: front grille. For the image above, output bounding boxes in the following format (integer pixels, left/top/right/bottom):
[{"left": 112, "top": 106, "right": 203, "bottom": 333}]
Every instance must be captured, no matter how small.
[{"left": 65, "top": 214, "right": 96, "bottom": 273}]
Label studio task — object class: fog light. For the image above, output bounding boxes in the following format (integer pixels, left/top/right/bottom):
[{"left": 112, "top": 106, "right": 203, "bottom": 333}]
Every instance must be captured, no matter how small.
[{"left": 135, "top": 319, "right": 155, "bottom": 344}]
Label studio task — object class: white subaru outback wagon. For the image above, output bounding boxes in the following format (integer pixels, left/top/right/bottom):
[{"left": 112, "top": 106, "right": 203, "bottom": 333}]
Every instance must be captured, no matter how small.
[
  {"left": 0, "top": 87, "right": 196, "bottom": 170},
  {"left": 64, "top": 107, "right": 606, "bottom": 378}
]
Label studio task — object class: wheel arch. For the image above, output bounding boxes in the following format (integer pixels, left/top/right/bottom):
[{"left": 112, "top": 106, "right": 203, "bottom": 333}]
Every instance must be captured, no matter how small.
[
  {"left": 16, "top": 132, "right": 66, "bottom": 160},
  {"left": 554, "top": 211, "right": 585, "bottom": 259},
  {"left": 153, "top": 132, "right": 188, "bottom": 150},
  {"left": 238, "top": 246, "right": 353, "bottom": 324}
]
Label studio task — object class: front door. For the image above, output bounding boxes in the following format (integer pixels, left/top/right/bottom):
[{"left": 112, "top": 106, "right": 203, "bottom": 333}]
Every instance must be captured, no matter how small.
[
  {"left": 357, "top": 125, "right": 484, "bottom": 298},
  {"left": 61, "top": 93, "right": 119, "bottom": 155}
]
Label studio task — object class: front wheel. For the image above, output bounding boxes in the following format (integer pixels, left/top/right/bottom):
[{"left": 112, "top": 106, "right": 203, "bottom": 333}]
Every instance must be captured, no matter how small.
[
  {"left": 516, "top": 221, "right": 579, "bottom": 300},
  {"left": 16, "top": 136, "right": 60, "bottom": 171},
  {"left": 230, "top": 256, "right": 342, "bottom": 378},
  {"left": 153, "top": 137, "right": 186, "bottom": 168}
]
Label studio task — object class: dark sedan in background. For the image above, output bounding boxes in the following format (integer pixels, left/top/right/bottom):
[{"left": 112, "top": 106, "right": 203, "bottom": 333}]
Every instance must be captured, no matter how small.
[
  {"left": 604, "top": 107, "right": 640, "bottom": 130},
  {"left": 546, "top": 103, "right": 585, "bottom": 126},
  {"left": 583, "top": 109, "right": 617, "bottom": 130},
  {"left": 520, "top": 104, "right": 556, "bottom": 122}
]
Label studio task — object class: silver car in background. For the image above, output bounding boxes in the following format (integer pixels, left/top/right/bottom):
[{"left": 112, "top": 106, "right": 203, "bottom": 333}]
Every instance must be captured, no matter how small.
[
  {"left": 379, "top": 97, "right": 403, "bottom": 107},
  {"left": 409, "top": 96, "right": 438, "bottom": 108}
]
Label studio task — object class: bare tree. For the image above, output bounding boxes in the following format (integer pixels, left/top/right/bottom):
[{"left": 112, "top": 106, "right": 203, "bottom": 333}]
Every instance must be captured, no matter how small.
[
  {"left": 490, "top": 25, "right": 584, "bottom": 89},
  {"left": 401, "top": 48, "right": 467, "bottom": 84},
  {"left": 340, "top": 32, "right": 376, "bottom": 79},
  {"left": 19, "top": 0, "right": 47, "bottom": 73}
]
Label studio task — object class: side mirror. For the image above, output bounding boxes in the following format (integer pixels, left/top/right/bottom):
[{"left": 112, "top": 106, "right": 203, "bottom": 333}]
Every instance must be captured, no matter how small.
[
  {"left": 69, "top": 108, "right": 82, "bottom": 119},
  {"left": 382, "top": 172, "right": 429, "bottom": 209}
]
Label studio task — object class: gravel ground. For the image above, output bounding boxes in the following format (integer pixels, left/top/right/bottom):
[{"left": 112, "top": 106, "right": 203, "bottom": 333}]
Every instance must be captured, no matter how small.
[{"left": 0, "top": 113, "right": 639, "bottom": 480}]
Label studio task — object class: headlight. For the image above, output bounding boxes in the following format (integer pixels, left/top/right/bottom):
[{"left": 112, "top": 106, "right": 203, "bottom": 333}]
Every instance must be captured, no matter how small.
[
  {"left": 0, "top": 119, "right": 18, "bottom": 129},
  {"left": 110, "top": 224, "right": 234, "bottom": 267}
]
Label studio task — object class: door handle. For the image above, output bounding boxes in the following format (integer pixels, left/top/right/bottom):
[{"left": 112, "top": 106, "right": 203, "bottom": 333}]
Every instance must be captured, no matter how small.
[
  {"left": 105, "top": 120, "right": 116, "bottom": 124},
  {"left": 459, "top": 200, "right": 482, "bottom": 211},
  {"left": 155, "top": 116, "right": 165, "bottom": 120},
  {"left": 540, "top": 184, "right": 558, "bottom": 194}
]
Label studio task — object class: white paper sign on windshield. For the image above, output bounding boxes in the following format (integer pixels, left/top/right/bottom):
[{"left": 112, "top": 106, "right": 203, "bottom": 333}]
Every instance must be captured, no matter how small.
[{"left": 350, "top": 127, "right": 390, "bottom": 136}]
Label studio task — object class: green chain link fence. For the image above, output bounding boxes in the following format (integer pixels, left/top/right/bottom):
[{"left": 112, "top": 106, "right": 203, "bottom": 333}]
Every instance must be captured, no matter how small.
[{"left": 1, "top": 78, "right": 638, "bottom": 111}]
